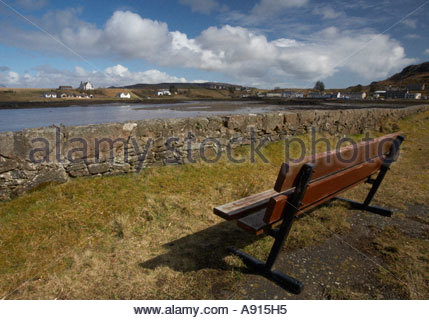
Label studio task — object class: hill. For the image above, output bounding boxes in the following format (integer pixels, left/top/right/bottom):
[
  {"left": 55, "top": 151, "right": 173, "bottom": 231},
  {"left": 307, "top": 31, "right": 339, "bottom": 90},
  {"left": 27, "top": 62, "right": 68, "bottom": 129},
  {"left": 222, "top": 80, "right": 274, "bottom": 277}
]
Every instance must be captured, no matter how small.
[
  {"left": 111, "top": 82, "right": 246, "bottom": 90},
  {"left": 346, "top": 61, "right": 429, "bottom": 92},
  {"left": 386, "top": 62, "right": 429, "bottom": 83}
]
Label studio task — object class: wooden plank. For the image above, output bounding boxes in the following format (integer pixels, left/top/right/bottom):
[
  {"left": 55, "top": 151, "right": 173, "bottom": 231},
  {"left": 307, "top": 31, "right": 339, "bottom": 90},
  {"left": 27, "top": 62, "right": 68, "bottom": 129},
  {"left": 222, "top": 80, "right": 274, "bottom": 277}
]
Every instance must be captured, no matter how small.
[
  {"left": 239, "top": 156, "right": 384, "bottom": 234},
  {"left": 263, "top": 194, "right": 289, "bottom": 224},
  {"left": 213, "top": 189, "right": 278, "bottom": 220},
  {"left": 274, "top": 133, "right": 399, "bottom": 192}
]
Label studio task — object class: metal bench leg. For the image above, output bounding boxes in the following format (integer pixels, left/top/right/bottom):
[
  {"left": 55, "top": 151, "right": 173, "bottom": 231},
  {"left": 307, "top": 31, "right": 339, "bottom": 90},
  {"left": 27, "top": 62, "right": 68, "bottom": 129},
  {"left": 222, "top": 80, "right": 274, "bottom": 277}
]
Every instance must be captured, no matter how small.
[
  {"left": 228, "top": 246, "right": 303, "bottom": 294},
  {"left": 334, "top": 196, "right": 393, "bottom": 217},
  {"left": 229, "top": 163, "right": 315, "bottom": 294},
  {"left": 334, "top": 135, "right": 404, "bottom": 218}
]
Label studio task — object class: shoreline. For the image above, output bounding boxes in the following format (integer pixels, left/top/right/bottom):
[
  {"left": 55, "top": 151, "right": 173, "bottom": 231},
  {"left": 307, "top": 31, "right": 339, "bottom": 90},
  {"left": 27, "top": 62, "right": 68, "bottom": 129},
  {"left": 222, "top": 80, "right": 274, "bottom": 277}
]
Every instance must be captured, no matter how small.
[{"left": 0, "top": 97, "right": 426, "bottom": 110}]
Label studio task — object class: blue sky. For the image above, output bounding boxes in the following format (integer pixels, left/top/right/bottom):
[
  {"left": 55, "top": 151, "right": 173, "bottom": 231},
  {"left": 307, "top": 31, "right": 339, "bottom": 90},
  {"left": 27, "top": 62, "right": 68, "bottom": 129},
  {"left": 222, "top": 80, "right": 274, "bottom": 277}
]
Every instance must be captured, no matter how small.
[{"left": 0, "top": 0, "right": 428, "bottom": 88}]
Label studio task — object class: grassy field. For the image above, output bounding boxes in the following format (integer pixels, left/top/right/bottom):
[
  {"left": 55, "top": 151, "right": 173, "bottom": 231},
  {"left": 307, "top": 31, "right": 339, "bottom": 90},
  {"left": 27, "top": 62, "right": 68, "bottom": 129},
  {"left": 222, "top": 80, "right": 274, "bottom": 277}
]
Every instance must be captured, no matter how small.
[
  {"left": 0, "top": 87, "right": 236, "bottom": 104},
  {"left": 0, "top": 110, "right": 428, "bottom": 299}
]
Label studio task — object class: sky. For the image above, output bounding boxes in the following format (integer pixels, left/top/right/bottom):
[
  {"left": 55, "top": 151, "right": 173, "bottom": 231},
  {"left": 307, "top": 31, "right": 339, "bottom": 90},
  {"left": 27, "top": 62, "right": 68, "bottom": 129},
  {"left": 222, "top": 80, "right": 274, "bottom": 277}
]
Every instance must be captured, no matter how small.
[{"left": 0, "top": 0, "right": 428, "bottom": 89}]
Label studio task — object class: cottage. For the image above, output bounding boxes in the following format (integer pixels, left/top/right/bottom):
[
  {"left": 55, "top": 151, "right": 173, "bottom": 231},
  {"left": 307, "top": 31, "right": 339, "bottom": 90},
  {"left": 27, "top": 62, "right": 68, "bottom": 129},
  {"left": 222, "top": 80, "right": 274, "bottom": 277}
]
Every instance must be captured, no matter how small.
[
  {"left": 405, "top": 92, "right": 422, "bottom": 99},
  {"left": 79, "top": 81, "right": 94, "bottom": 90},
  {"left": 157, "top": 89, "right": 171, "bottom": 96},
  {"left": 386, "top": 90, "right": 408, "bottom": 99},
  {"left": 60, "top": 93, "right": 68, "bottom": 98},
  {"left": 307, "top": 92, "right": 324, "bottom": 99},
  {"left": 42, "top": 92, "right": 51, "bottom": 98},
  {"left": 373, "top": 90, "right": 386, "bottom": 99},
  {"left": 265, "top": 92, "right": 282, "bottom": 98},
  {"left": 117, "top": 92, "right": 131, "bottom": 99},
  {"left": 340, "top": 92, "right": 367, "bottom": 100},
  {"left": 281, "top": 91, "right": 296, "bottom": 98},
  {"left": 58, "top": 86, "right": 72, "bottom": 90},
  {"left": 210, "top": 84, "right": 225, "bottom": 90}
]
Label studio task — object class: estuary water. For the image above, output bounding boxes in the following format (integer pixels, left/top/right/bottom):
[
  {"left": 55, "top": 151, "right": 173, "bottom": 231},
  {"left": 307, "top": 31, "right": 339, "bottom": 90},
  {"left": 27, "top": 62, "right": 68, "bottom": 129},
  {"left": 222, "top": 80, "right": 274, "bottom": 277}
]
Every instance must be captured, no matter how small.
[{"left": 0, "top": 101, "right": 278, "bottom": 132}]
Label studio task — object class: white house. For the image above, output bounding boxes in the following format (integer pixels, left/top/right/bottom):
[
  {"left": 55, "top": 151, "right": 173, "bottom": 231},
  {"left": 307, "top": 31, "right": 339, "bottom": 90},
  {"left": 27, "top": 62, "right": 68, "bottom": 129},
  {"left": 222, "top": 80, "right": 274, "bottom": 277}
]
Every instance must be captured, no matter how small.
[
  {"left": 282, "top": 91, "right": 304, "bottom": 98},
  {"left": 79, "top": 81, "right": 94, "bottom": 90},
  {"left": 117, "top": 92, "right": 131, "bottom": 99},
  {"left": 373, "top": 90, "right": 386, "bottom": 99},
  {"left": 42, "top": 92, "right": 57, "bottom": 98},
  {"left": 157, "top": 89, "right": 171, "bottom": 96},
  {"left": 406, "top": 92, "right": 422, "bottom": 99},
  {"left": 281, "top": 91, "right": 296, "bottom": 98},
  {"left": 340, "top": 92, "right": 367, "bottom": 100},
  {"left": 307, "top": 92, "right": 324, "bottom": 98},
  {"left": 265, "top": 92, "right": 282, "bottom": 98}
]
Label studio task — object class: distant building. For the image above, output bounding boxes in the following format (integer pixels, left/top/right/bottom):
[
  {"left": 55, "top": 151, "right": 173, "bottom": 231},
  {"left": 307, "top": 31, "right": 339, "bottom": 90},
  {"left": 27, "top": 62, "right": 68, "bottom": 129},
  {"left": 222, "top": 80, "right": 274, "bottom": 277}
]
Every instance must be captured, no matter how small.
[
  {"left": 79, "top": 81, "right": 94, "bottom": 90},
  {"left": 209, "top": 84, "right": 226, "bottom": 90},
  {"left": 157, "top": 89, "right": 171, "bottom": 96},
  {"left": 307, "top": 92, "right": 324, "bottom": 99},
  {"left": 340, "top": 92, "right": 367, "bottom": 100},
  {"left": 407, "top": 83, "right": 425, "bottom": 91},
  {"left": 42, "top": 92, "right": 57, "bottom": 98},
  {"left": 386, "top": 90, "right": 408, "bottom": 99},
  {"left": 117, "top": 92, "right": 131, "bottom": 99},
  {"left": 282, "top": 91, "right": 296, "bottom": 98},
  {"left": 59, "top": 93, "right": 68, "bottom": 98},
  {"left": 373, "top": 90, "right": 386, "bottom": 99},
  {"left": 58, "top": 86, "right": 72, "bottom": 90},
  {"left": 281, "top": 91, "right": 304, "bottom": 99},
  {"left": 265, "top": 92, "right": 282, "bottom": 98},
  {"left": 405, "top": 92, "right": 422, "bottom": 99}
]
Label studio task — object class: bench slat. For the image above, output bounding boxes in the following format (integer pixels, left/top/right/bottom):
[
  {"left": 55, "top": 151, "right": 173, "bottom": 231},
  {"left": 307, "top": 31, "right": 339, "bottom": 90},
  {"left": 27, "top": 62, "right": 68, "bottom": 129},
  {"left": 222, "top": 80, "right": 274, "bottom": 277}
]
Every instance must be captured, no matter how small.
[
  {"left": 213, "top": 189, "right": 278, "bottom": 220},
  {"left": 239, "top": 156, "right": 384, "bottom": 234},
  {"left": 274, "top": 133, "right": 399, "bottom": 192}
]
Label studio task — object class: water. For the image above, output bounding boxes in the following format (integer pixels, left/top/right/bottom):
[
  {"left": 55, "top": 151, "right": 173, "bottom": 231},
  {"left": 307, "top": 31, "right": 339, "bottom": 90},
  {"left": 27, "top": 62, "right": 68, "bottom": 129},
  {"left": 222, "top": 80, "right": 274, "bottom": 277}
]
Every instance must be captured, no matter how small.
[{"left": 0, "top": 101, "right": 278, "bottom": 132}]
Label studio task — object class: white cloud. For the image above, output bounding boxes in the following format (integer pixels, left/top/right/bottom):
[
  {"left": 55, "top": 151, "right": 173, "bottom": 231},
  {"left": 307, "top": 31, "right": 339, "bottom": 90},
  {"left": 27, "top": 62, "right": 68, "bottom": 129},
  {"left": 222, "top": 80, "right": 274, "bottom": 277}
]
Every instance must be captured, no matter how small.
[
  {"left": 252, "top": 0, "right": 309, "bottom": 12},
  {"left": 7, "top": 71, "right": 20, "bottom": 84},
  {"left": 312, "top": 6, "right": 343, "bottom": 19},
  {"left": 0, "top": 9, "right": 416, "bottom": 87},
  {"left": 425, "top": 49, "right": 429, "bottom": 55},
  {"left": 245, "top": 0, "right": 309, "bottom": 23},
  {"left": 405, "top": 34, "right": 421, "bottom": 39},
  {"left": 179, "top": 0, "right": 220, "bottom": 14},
  {"left": 401, "top": 18, "right": 417, "bottom": 29},
  {"left": 0, "top": 64, "right": 188, "bottom": 88},
  {"left": 15, "top": 0, "right": 47, "bottom": 10}
]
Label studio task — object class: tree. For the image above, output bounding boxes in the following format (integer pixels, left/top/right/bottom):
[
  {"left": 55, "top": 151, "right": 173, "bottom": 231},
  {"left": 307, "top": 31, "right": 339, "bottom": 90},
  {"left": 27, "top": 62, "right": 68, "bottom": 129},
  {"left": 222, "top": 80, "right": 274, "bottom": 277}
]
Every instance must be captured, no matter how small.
[{"left": 314, "top": 81, "right": 325, "bottom": 92}]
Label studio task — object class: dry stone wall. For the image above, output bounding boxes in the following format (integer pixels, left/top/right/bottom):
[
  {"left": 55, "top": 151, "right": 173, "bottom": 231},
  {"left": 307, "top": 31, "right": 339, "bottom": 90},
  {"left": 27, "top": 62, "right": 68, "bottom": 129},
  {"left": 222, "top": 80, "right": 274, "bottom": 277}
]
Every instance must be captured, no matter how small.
[{"left": 0, "top": 105, "right": 427, "bottom": 200}]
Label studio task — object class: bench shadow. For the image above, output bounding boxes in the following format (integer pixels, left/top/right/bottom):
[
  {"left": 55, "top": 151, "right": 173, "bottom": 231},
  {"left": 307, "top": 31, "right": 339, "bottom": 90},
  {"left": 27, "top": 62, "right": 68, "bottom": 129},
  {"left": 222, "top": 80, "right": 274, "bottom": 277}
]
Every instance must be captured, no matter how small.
[
  {"left": 138, "top": 201, "right": 352, "bottom": 275},
  {"left": 139, "top": 221, "right": 259, "bottom": 273}
]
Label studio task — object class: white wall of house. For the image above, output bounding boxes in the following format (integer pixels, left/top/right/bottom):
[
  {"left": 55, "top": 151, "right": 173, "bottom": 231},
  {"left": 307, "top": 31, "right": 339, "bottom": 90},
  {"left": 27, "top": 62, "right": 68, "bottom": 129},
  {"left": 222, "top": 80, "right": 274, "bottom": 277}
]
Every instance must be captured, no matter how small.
[
  {"left": 118, "top": 92, "right": 131, "bottom": 99},
  {"left": 157, "top": 90, "right": 171, "bottom": 96},
  {"left": 79, "top": 81, "right": 94, "bottom": 90}
]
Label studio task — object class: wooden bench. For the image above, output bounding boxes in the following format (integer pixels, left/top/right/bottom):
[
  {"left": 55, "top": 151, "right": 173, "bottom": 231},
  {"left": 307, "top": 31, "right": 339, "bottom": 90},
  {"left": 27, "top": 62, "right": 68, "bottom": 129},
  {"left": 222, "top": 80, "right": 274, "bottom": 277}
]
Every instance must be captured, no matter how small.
[{"left": 213, "top": 133, "right": 404, "bottom": 294}]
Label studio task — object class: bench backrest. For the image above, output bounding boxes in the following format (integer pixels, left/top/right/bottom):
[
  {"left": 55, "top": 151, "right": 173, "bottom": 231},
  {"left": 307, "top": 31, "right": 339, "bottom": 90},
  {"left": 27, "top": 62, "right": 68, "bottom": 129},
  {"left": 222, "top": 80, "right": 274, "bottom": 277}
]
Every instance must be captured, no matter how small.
[{"left": 264, "top": 133, "right": 402, "bottom": 224}]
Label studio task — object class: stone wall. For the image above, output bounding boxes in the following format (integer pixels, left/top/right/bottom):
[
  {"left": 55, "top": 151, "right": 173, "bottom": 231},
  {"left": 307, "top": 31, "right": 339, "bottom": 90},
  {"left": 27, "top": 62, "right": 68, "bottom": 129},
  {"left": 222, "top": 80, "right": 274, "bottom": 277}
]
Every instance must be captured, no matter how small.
[{"left": 1, "top": 105, "right": 427, "bottom": 200}]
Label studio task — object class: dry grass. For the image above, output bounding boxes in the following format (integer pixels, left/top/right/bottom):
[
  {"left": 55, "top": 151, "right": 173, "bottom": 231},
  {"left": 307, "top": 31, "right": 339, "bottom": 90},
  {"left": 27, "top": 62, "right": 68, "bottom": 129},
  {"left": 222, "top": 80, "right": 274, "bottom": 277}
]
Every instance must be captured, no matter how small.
[
  {"left": 0, "top": 110, "right": 428, "bottom": 299},
  {"left": 0, "top": 87, "right": 234, "bottom": 103}
]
